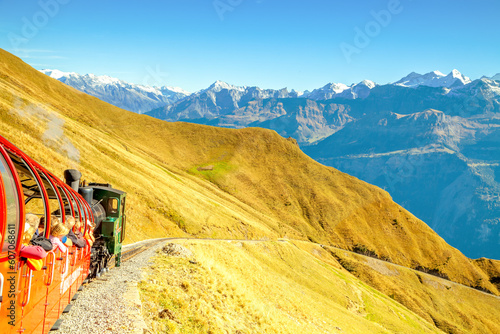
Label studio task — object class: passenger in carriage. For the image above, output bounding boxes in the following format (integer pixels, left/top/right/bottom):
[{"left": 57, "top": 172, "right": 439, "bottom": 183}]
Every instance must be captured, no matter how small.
[
  {"left": 48, "top": 217, "right": 69, "bottom": 253},
  {"left": 65, "top": 216, "right": 86, "bottom": 248},
  {"left": 63, "top": 234, "right": 73, "bottom": 247},
  {"left": 30, "top": 215, "right": 53, "bottom": 251},
  {"left": 59, "top": 216, "right": 73, "bottom": 247},
  {"left": 36, "top": 215, "right": 49, "bottom": 237},
  {"left": 49, "top": 210, "right": 72, "bottom": 246},
  {"left": 25, "top": 213, "right": 40, "bottom": 238},
  {"left": 36, "top": 221, "right": 45, "bottom": 236},
  {"left": 20, "top": 215, "right": 47, "bottom": 260},
  {"left": 84, "top": 220, "right": 95, "bottom": 247}
]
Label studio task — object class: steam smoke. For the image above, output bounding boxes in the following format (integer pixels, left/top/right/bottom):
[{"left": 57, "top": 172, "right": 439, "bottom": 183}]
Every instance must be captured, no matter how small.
[{"left": 10, "top": 98, "right": 80, "bottom": 163}]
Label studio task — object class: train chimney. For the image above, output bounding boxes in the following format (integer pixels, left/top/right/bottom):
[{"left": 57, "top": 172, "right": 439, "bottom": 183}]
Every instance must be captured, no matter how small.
[{"left": 64, "top": 169, "right": 82, "bottom": 192}]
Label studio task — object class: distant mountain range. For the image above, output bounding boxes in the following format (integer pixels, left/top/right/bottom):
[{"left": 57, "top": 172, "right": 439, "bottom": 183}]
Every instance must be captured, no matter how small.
[
  {"left": 40, "top": 69, "right": 190, "bottom": 114},
  {"left": 40, "top": 68, "right": 500, "bottom": 259},
  {"left": 394, "top": 69, "right": 472, "bottom": 88}
]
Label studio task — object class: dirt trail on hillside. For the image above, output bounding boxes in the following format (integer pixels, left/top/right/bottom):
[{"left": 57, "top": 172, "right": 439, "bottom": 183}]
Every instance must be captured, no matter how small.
[{"left": 125, "top": 237, "right": 500, "bottom": 300}]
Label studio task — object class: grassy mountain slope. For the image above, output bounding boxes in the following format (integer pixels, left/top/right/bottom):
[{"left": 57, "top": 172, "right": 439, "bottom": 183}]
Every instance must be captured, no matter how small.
[
  {"left": 141, "top": 240, "right": 441, "bottom": 334},
  {"left": 314, "top": 243, "right": 500, "bottom": 334},
  {"left": 0, "top": 49, "right": 499, "bottom": 331},
  {"left": 140, "top": 240, "right": 500, "bottom": 334}
]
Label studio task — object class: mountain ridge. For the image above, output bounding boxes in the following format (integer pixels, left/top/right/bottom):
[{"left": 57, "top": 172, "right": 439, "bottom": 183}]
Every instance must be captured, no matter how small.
[
  {"left": 41, "top": 68, "right": 480, "bottom": 111},
  {"left": 39, "top": 69, "right": 190, "bottom": 114},
  {"left": 394, "top": 69, "right": 472, "bottom": 88}
]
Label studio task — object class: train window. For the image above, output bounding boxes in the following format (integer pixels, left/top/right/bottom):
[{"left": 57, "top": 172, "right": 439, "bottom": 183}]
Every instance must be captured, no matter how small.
[
  {"left": 79, "top": 201, "right": 90, "bottom": 233},
  {"left": 39, "top": 172, "right": 64, "bottom": 237},
  {"left": 108, "top": 198, "right": 119, "bottom": 215},
  {"left": 24, "top": 198, "right": 45, "bottom": 236},
  {"left": 74, "top": 205, "right": 85, "bottom": 233},
  {"left": 75, "top": 201, "right": 80, "bottom": 221},
  {"left": 82, "top": 200, "right": 89, "bottom": 225},
  {"left": 73, "top": 196, "right": 85, "bottom": 228},
  {"left": 0, "top": 153, "right": 20, "bottom": 254},
  {"left": 77, "top": 199, "right": 85, "bottom": 223},
  {"left": 66, "top": 190, "right": 80, "bottom": 222},
  {"left": 55, "top": 185, "right": 72, "bottom": 218},
  {"left": 7, "top": 153, "right": 48, "bottom": 235}
]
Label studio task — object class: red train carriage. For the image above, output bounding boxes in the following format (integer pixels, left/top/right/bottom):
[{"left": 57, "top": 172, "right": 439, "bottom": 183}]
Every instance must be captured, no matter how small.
[{"left": 0, "top": 134, "right": 97, "bottom": 333}]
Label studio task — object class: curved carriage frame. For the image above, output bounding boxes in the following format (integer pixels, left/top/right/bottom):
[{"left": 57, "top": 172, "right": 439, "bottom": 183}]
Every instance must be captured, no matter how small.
[{"left": 0, "top": 134, "right": 95, "bottom": 333}]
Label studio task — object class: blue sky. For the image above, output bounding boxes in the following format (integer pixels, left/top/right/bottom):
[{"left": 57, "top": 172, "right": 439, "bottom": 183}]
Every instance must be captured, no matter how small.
[{"left": 0, "top": 0, "right": 499, "bottom": 92}]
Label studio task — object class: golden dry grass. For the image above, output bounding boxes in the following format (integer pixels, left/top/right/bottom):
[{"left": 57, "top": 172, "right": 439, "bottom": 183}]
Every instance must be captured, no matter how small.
[
  {"left": 294, "top": 241, "right": 500, "bottom": 334},
  {"left": 140, "top": 240, "right": 500, "bottom": 334},
  {"left": 0, "top": 47, "right": 499, "bottom": 331},
  {"left": 140, "top": 240, "right": 443, "bottom": 334}
]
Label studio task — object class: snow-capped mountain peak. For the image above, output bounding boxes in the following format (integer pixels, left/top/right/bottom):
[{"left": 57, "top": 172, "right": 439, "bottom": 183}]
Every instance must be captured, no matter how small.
[
  {"left": 86, "top": 73, "right": 123, "bottom": 86},
  {"left": 357, "top": 79, "right": 377, "bottom": 89},
  {"left": 208, "top": 80, "right": 247, "bottom": 92},
  {"left": 40, "top": 69, "right": 190, "bottom": 114},
  {"left": 448, "top": 69, "right": 471, "bottom": 85},
  {"left": 290, "top": 89, "right": 311, "bottom": 98},
  {"left": 323, "top": 82, "right": 350, "bottom": 93},
  {"left": 41, "top": 69, "right": 78, "bottom": 80},
  {"left": 394, "top": 69, "right": 471, "bottom": 88},
  {"left": 162, "top": 86, "right": 191, "bottom": 95},
  {"left": 306, "top": 82, "right": 349, "bottom": 100},
  {"left": 307, "top": 79, "right": 377, "bottom": 100},
  {"left": 432, "top": 70, "right": 446, "bottom": 77}
]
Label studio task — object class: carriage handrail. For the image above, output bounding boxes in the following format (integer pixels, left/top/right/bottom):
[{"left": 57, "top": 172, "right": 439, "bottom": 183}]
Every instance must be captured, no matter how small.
[
  {"left": 44, "top": 251, "right": 56, "bottom": 286},
  {"left": 20, "top": 267, "right": 33, "bottom": 307}
]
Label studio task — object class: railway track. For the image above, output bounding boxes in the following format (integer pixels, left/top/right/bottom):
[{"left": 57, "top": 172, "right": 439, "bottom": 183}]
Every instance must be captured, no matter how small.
[{"left": 108, "top": 238, "right": 169, "bottom": 270}]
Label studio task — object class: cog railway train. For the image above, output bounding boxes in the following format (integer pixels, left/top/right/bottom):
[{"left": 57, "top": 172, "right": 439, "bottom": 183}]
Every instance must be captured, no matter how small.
[{"left": 0, "top": 134, "right": 127, "bottom": 333}]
